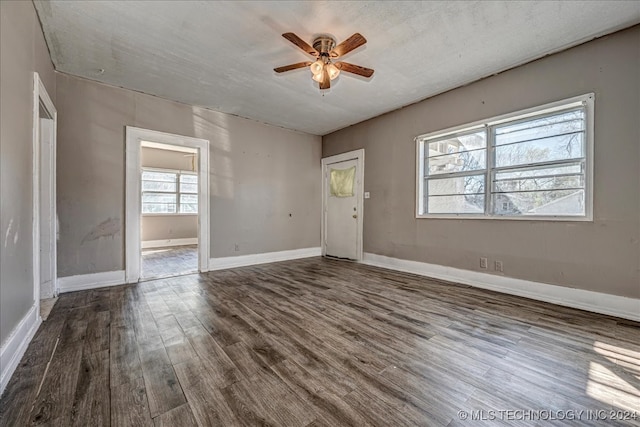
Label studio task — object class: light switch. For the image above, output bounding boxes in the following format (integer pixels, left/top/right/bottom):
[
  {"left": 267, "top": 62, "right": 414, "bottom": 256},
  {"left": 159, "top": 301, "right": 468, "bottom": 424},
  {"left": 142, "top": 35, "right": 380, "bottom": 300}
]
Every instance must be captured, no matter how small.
[{"left": 364, "top": 192, "right": 370, "bottom": 199}]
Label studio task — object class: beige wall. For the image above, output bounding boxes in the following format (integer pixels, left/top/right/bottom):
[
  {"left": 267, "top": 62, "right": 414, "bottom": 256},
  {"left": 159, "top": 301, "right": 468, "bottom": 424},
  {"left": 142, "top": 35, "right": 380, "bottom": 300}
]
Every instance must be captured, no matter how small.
[
  {"left": 0, "top": 1, "right": 57, "bottom": 344},
  {"left": 56, "top": 73, "right": 322, "bottom": 277},
  {"left": 141, "top": 146, "right": 197, "bottom": 172},
  {"left": 323, "top": 26, "right": 640, "bottom": 299},
  {"left": 141, "top": 146, "right": 197, "bottom": 243},
  {"left": 141, "top": 216, "right": 197, "bottom": 242}
]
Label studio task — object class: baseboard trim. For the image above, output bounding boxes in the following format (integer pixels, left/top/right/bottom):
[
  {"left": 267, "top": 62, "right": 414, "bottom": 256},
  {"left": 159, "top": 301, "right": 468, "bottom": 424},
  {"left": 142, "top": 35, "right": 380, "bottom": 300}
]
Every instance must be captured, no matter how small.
[
  {"left": 141, "top": 238, "right": 198, "bottom": 249},
  {"left": 58, "top": 270, "right": 126, "bottom": 293},
  {"left": 362, "top": 253, "right": 640, "bottom": 322},
  {"left": 209, "top": 247, "right": 321, "bottom": 271},
  {"left": 0, "top": 303, "right": 41, "bottom": 396}
]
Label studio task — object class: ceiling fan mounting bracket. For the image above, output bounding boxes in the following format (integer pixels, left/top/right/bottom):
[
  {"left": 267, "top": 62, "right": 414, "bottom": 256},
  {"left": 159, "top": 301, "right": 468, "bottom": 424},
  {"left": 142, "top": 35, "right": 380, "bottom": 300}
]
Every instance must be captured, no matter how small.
[{"left": 312, "top": 36, "right": 336, "bottom": 56}]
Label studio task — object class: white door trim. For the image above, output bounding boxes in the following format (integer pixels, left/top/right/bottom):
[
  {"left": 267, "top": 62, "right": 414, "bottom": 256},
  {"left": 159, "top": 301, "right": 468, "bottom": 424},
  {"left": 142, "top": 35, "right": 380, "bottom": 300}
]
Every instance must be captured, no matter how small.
[
  {"left": 32, "top": 72, "right": 58, "bottom": 308},
  {"left": 125, "top": 127, "right": 210, "bottom": 283},
  {"left": 321, "top": 149, "right": 365, "bottom": 261}
]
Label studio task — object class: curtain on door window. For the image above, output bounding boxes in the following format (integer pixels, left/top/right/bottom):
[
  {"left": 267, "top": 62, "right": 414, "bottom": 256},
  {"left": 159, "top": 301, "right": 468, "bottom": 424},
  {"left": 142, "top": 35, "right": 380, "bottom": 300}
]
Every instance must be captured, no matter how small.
[{"left": 330, "top": 166, "right": 355, "bottom": 197}]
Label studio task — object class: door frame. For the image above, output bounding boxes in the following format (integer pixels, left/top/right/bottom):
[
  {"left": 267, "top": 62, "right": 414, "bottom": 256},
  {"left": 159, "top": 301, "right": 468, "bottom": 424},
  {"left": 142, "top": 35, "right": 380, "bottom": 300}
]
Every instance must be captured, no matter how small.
[
  {"left": 32, "top": 72, "right": 58, "bottom": 308},
  {"left": 125, "top": 127, "right": 210, "bottom": 283},
  {"left": 321, "top": 149, "right": 365, "bottom": 261}
]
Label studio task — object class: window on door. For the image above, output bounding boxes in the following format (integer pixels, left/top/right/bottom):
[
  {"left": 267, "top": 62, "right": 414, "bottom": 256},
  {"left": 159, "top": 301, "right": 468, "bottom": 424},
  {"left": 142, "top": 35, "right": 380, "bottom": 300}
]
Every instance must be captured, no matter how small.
[{"left": 141, "top": 169, "right": 198, "bottom": 214}]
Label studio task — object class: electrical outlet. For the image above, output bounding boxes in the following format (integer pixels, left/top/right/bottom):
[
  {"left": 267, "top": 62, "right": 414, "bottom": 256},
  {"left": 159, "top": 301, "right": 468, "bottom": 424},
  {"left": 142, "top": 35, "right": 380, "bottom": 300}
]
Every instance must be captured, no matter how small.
[
  {"left": 495, "top": 260, "right": 503, "bottom": 272},
  {"left": 234, "top": 244, "right": 239, "bottom": 252},
  {"left": 480, "top": 257, "right": 488, "bottom": 269}
]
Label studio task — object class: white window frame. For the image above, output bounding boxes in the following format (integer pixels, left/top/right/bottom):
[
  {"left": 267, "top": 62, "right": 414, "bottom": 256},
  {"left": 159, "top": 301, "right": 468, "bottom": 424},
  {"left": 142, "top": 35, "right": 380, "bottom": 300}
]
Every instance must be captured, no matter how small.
[
  {"left": 415, "top": 93, "right": 594, "bottom": 221},
  {"left": 141, "top": 167, "right": 198, "bottom": 216}
]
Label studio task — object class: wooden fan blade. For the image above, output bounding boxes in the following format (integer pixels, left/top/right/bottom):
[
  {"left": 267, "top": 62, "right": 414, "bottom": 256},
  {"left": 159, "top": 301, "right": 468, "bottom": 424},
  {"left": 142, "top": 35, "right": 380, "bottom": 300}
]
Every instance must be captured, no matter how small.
[
  {"left": 319, "top": 69, "right": 330, "bottom": 90},
  {"left": 330, "top": 33, "right": 366, "bottom": 58},
  {"left": 335, "top": 62, "right": 374, "bottom": 78},
  {"left": 274, "top": 62, "right": 312, "bottom": 73},
  {"left": 282, "top": 33, "right": 318, "bottom": 56}
]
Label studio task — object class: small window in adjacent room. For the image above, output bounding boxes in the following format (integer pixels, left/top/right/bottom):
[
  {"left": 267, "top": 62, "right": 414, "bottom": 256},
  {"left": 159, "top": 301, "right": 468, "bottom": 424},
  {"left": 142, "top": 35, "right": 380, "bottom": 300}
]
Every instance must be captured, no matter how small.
[
  {"left": 416, "top": 94, "right": 594, "bottom": 220},
  {"left": 141, "top": 169, "right": 198, "bottom": 214}
]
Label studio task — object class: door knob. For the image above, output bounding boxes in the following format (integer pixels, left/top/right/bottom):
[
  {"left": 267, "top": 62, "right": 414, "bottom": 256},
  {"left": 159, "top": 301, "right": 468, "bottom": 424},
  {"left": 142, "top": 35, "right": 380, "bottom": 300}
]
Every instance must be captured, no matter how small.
[{"left": 352, "top": 214, "right": 358, "bottom": 218}]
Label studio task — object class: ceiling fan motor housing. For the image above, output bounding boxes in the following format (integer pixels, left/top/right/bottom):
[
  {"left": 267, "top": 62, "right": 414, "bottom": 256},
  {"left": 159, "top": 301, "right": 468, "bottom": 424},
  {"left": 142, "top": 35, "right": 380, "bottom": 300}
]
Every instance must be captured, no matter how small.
[{"left": 313, "top": 36, "right": 336, "bottom": 57}]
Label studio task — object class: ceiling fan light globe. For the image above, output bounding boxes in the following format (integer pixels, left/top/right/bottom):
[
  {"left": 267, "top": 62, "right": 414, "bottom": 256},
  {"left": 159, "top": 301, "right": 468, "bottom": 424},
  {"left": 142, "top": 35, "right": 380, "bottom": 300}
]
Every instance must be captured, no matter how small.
[
  {"left": 310, "top": 60, "right": 324, "bottom": 75},
  {"left": 327, "top": 63, "right": 340, "bottom": 80},
  {"left": 312, "top": 72, "right": 324, "bottom": 83}
]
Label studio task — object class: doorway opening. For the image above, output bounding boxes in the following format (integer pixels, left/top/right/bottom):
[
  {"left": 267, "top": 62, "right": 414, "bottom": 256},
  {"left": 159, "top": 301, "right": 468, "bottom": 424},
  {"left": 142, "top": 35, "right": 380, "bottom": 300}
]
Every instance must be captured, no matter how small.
[
  {"left": 125, "top": 127, "right": 210, "bottom": 283},
  {"left": 140, "top": 141, "right": 199, "bottom": 279},
  {"left": 32, "top": 72, "right": 58, "bottom": 320},
  {"left": 321, "top": 149, "right": 364, "bottom": 261}
]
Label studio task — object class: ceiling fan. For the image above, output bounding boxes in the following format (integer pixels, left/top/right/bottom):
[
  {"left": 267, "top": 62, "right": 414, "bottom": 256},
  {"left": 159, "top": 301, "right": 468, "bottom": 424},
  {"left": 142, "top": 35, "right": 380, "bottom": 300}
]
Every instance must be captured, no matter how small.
[{"left": 274, "top": 32, "right": 374, "bottom": 90}]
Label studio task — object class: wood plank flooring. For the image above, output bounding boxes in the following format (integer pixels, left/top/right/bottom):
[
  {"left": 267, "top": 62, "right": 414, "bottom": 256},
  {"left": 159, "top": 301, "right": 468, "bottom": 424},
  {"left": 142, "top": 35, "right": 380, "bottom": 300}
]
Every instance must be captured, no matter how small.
[
  {"left": 1, "top": 257, "right": 639, "bottom": 426},
  {"left": 141, "top": 245, "right": 198, "bottom": 280}
]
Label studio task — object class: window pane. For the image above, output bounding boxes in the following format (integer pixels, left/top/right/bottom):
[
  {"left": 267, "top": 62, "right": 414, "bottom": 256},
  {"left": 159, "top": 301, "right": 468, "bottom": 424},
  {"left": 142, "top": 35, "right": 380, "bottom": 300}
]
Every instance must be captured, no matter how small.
[
  {"left": 180, "top": 194, "right": 198, "bottom": 204},
  {"left": 179, "top": 203, "right": 198, "bottom": 213},
  {"left": 495, "top": 175, "right": 583, "bottom": 193},
  {"left": 143, "top": 193, "right": 176, "bottom": 204},
  {"left": 495, "top": 109, "right": 584, "bottom": 146},
  {"left": 426, "top": 131, "right": 486, "bottom": 176},
  {"left": 494, "top": 132, "right": 584, "bottom": 168},
  {"left": 142, "top": 180, "right": 176, "bottom": 192},
  {"left": 427, "top": 131, "right": 486, "bottom": 155},
  {"left": 492, "top": 189, "right": 585, "bottom": 216},
  {"left": 427, "top": 175, "right": 485, "bottom": 214},
  {"left": 142, "top": 203, "right": 177, "bottom": 214},
  {"left": 494, "top": 163, "right": 582, "bottom": 180},
  {"left": 180, "top": 183, "right": 198, "bottom": 193},
  {"left": 179, "top": 194, "right": 198, "bottom": 213},
  {"left": 428, "top": 175, "right": 485, "bottom": 196},
  {"left": 181, "top": 174, "right": 198, "bottom": 184},
  {"left": 427, "top": 149, "right": 486, "bottom": 176},
  {"left": 428, "top": 195, "right": 485, "bottom": 214},
  {"left": 494, "top": 163, "right": 584, "bottom": 193},
  {"left": 142, "top": 171, "right": 177, "bottom": 183},
  {"left": 494, "top": 109, "right": 585, "bottom": 168}
]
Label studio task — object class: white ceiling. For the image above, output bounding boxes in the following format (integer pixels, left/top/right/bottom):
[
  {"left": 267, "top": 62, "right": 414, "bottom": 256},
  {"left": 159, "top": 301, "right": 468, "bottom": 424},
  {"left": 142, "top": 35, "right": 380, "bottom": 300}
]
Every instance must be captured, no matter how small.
[{"left": 34, "top": 1, "right": 640, "bottom": 136}]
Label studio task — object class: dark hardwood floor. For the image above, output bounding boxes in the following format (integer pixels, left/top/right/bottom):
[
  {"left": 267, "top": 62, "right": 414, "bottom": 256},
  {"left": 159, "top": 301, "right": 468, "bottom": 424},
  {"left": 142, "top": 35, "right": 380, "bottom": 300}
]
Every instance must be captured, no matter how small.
[{"left": 1, "top": 257, "right": 638, "bottom": 426}]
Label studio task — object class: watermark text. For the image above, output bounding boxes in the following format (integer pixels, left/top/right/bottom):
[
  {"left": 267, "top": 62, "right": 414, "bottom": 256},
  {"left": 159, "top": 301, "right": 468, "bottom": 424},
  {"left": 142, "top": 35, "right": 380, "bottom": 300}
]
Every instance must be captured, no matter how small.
[{"left": 457, "top": 409, "right": 638, "bottom": 422}]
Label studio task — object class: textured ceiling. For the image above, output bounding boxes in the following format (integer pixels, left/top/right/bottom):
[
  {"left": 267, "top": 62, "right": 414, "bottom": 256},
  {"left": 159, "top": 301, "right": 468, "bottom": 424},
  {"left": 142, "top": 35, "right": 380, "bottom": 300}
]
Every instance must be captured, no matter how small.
[{"left": 34, "top": 1, "right": 640, "bottom": 135}]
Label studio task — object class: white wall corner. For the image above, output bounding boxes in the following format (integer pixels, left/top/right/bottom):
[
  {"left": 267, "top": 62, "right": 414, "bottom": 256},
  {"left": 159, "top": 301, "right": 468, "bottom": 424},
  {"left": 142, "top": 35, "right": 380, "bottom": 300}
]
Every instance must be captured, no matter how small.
[
  {"left": 361, "top": 253, "right": 640, "bottom": 322},
  {"left": 0, "top": 303, "right": 41, "bottom": 396},
  {"left": 57, "top": 270, "right": 126, "bottom": 293},
  {"left": 209, "top": 247, "right": 321, "bottom": 271}
]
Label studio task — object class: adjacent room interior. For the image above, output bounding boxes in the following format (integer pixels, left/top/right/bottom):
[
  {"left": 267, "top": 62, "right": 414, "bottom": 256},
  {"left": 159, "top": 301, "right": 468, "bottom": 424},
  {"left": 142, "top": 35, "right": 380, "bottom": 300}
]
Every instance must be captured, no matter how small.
[
  {"left": 1, "top": 1, "right": 639, "bottom": 426},
  {"left": 140, "top": 141, "right": 199, "bottom": 280}
]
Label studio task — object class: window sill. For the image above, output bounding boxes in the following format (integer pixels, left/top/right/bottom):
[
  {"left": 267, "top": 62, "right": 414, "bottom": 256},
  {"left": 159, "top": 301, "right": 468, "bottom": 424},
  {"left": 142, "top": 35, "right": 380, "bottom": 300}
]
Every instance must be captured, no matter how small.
[{"left": 415, "top": 214, "right": 593, "bottom": 222}]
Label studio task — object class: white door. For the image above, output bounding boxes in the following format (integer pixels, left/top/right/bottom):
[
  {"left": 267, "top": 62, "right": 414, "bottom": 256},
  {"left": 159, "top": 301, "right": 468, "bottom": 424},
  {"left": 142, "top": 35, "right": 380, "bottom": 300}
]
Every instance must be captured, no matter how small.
[
  {"left": 39, "top": 118, "right": 56, "bottom": 298},
  {"left": 324, "top": 159, "right": 359, "bottom": 260}
]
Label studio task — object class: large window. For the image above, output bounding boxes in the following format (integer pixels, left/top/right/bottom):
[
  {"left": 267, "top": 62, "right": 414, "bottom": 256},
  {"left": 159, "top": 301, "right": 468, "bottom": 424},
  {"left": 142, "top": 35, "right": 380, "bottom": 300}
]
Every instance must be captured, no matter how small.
[
  {"left": 141, "top": 169, "right": 198, "bottom": 214},
  {"left": 416, "top": 94, "right": 593, "bottom": 220}
]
